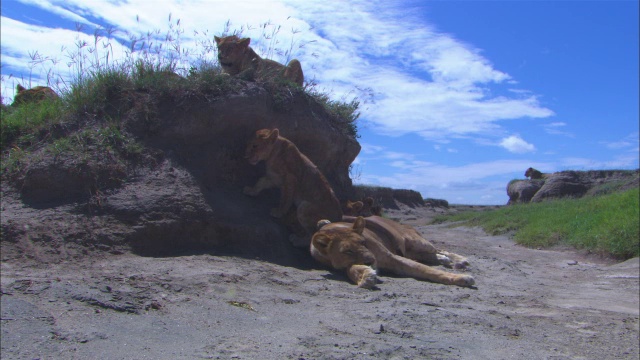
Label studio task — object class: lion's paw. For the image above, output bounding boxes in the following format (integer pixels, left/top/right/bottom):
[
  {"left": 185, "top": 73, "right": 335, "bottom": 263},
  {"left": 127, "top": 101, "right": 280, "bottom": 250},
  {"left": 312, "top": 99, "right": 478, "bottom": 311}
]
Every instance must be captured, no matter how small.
[
  {"left": 455, "top": 275, "right": 475, "bottom": 287},
  {"left": 358, "top": 269, "right": 378, "bottom": 289},
  {"left": 436, "top": 254, "right": 452, "bottom": 267}
]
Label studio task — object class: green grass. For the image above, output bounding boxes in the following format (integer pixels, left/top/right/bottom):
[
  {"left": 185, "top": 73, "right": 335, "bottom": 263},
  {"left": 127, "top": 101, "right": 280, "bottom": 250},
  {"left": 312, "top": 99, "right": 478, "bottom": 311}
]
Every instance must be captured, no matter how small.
[
  {"left": 1, "top": 21, "right": 360, "bottom": 178},
  {"left": 433, "top": 188, "right": 639, "bottom": 259}
]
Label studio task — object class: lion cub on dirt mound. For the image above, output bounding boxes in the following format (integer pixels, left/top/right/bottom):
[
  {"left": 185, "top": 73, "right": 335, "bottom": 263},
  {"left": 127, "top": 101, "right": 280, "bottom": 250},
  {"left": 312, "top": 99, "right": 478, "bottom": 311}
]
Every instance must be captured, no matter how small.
[
  {"left": 12, "top": 84, "right": 59, "bottom": 106},
  {"left": 311, "top": 216, "right": 474, "bottom": 288},
  {"left": 214, "top": 35, "right": 304, "bottom": 86},
  {"left": 244, "top": 128, "right": 342, "bottom": 246}
]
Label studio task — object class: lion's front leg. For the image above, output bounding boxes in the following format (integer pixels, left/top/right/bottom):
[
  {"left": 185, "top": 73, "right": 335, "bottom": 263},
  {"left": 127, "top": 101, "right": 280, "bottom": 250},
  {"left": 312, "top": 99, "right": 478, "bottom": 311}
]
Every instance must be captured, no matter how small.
[
  {"left": 347, "top": 265, "right": 378, "bottom": 289},
  {"left": 244, "top": 176, "right": 274, "bottom": 197},
  {"left": 272, "top": 175, "right": 295, "bottom": 218}
]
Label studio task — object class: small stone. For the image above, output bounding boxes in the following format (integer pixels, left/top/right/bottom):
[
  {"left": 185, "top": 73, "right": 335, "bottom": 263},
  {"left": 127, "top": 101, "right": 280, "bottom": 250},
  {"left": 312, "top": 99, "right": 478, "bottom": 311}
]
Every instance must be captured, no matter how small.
[{"left": 567, "top": 260, "right": 578, "bottom": 265}]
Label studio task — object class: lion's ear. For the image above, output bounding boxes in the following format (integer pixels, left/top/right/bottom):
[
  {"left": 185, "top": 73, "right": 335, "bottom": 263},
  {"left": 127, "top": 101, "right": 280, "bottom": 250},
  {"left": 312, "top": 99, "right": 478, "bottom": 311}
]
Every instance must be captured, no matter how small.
[
  {"left": 269, "top": 129, "right": 280, "bottom": 141},
  {"left": 16, "top": 84, "right": 26, "bottom": 92},
  {"left": 312, "top": 235, "right": 332, "bottom": 255},
  {"left": 352, "top": 217, "right": 366, "bottom": 235},
  {"left": 214, "top": 36, "right": 222, "bottom": 44},
  {"left": 239, "top": 37, "right": 251, "bottom": 47},
  {"left": 317, "top": 220, "right": 331, "bottom": 230}
]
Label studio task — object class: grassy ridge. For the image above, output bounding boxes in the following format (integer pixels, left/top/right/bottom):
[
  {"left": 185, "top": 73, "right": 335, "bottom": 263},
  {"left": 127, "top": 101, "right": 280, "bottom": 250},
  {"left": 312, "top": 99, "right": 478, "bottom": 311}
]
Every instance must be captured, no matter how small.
[{"left": 434, "top": 188, "right": 639, "bottom": 259}]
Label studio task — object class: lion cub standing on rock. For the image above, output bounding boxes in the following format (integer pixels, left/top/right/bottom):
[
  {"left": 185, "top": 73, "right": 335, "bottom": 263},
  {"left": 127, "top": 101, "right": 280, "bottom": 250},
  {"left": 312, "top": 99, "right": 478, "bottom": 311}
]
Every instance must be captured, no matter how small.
[
  {"left": 244, "top": 128, "right": 342, "bottom": 247},
  {"left": 214, "top": 35, "right": 304, "bottom": 86}
]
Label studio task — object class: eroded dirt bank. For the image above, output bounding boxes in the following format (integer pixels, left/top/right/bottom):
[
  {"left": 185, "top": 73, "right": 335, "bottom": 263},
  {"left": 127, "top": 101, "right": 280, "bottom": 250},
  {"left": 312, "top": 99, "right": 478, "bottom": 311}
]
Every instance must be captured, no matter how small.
[{"left": 1, "top": 206, "right": 638, "bottom": 360}]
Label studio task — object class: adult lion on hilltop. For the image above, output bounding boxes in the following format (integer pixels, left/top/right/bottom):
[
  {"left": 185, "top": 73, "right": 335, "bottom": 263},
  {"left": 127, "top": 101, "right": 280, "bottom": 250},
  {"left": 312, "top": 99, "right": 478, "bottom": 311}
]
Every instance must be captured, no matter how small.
[
  {"left": 214, "top": 35, "right": 304, "bottom": 86},
  {"left": 12, "top": 84, "right": 59, "bottom": 106},
  {"left": 244, "top": 128, "right": 342, "bottom": 247},
  {"left": 311, "top": 216, "right": 474, "bottom": 289},
  {"left": 525, "top": 167, "right": 545, "bottom": 180}
]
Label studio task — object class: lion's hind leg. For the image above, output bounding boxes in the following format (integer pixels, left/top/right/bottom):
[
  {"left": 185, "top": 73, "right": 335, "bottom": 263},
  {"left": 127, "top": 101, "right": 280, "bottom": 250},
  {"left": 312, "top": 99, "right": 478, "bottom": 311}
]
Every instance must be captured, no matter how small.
[
  {"left": 374, "top": 246, "right": 474, "bottom": 287},
  {"left": 402, "top": 231, "right": 443, "bottom": 266},
  {"left": 402, "top": 229, "right": 470, "bottom": 269},
  {"left": 438, "top": 250, "right": 470, "bottom": 269}
]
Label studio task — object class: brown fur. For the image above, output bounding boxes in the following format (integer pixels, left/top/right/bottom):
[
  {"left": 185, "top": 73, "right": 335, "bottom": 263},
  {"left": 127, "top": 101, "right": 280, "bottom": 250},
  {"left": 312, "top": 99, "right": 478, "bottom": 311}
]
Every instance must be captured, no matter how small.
[
  {"left": 525, "top": 167, "right": 545, "bottom": 180},
  {"left": 12, "top": 84, "right": 59, "bottom": 106},
  {"left": 343, "top": 197, "right": 382, "bottom": 217},
  {"left": 311, "top": 216, "right": 474, "bottom": 288},
  {"left": 244, "top": 128, "right": 342, "bottom": 246},
  {"left": 214, "top": 35, "right": 304, "bottom": 86},
  {"left": 343, "top": 200, "right": 364, "bottom": 216}
]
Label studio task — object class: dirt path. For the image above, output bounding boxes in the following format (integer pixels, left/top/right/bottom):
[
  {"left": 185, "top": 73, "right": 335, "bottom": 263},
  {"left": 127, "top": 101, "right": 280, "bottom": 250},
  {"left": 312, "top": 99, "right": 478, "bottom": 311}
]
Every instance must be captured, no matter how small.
[{"left": 1, "top": 206, "right": 638, "bottom": 359}]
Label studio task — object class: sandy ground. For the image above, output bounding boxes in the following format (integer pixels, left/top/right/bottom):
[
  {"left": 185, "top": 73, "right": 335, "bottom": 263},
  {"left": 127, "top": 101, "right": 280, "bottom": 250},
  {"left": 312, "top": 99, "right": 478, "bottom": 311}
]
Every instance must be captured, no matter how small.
[{"left": 1, "top": 205, "right": 638, "bottom": 360}]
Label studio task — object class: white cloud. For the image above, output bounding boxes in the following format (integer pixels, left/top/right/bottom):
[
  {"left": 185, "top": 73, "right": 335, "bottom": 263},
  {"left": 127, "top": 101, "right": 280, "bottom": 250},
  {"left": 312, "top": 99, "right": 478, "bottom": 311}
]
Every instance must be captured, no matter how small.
[
  {"left": 500, "top": 135, "right": 536, "bottom": 153},
  {"left": 602, "top": 132, "right": 639, "bottom": 150},
  {"left": 2, "top": 0, "right": 554, "bottom": 142},
  {"left": 543, "top": 121, "right": 574, "bottom": 137},
  {"left": 355, "top": 146, "right": 552, "bottom": 204}
]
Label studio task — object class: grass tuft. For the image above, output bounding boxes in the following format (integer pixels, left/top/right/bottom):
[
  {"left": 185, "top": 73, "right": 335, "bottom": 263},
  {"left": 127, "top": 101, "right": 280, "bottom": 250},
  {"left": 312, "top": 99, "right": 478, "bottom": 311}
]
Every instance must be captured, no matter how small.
[{"left": 434, "top": 188, "right": 639, "bottom": 259}]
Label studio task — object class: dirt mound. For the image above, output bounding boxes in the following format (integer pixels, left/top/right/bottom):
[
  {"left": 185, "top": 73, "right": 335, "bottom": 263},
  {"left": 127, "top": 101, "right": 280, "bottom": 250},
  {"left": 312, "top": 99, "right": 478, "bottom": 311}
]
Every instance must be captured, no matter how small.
[{"left": 1, "top": 78, "right": 359, "bottom": 264}]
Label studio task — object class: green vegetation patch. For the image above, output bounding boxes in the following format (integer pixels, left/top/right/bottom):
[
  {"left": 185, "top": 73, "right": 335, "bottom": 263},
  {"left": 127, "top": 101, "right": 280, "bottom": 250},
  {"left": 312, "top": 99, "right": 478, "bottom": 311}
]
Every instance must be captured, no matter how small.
[{"left": 434, "top": 188, "right": 639, "bottom": 259}]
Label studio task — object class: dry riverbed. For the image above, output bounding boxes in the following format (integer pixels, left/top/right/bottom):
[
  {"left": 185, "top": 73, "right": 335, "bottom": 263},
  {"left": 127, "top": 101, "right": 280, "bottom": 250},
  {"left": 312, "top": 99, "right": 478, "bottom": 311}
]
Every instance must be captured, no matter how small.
[{"left": 1, "top": 205, "right": 638, "bottom": 359}]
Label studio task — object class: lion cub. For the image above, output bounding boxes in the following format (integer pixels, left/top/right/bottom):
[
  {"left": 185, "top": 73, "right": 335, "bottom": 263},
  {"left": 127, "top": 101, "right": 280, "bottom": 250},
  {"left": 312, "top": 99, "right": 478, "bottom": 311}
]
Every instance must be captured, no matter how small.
[
  {"left": 244, "top": 128, "right": 342, "bottom": 246},
  {"left": 214, "top": 35, "right": 304, "bottom": 86},
  {"left": 12, "top": 84, "right": 59, "bottom": 106}
]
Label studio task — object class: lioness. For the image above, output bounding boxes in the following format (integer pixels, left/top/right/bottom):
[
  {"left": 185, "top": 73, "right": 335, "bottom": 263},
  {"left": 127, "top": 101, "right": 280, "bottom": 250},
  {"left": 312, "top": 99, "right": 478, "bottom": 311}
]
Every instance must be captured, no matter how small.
[
  {"left": 311, "top": 216, "right": 475, "bottom": 288},
  {"left": 12, "top": 84, "right": 59, "bottom": 106},
  {"left": 244, "top": 128, "right": 342, "bottom": 246},
  {"left": 214, "top": 35, "right": 304, "bottom": 86},
  {"left": 525, "top": 167, "right": 545, "bottom": 180}
]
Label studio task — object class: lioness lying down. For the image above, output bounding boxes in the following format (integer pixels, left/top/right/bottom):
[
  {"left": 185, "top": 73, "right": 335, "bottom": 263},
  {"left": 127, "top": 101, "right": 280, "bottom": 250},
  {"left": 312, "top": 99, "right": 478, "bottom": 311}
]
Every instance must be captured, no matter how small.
[{"left": 311, "top": 216, "right": 475, "bottom": 288}]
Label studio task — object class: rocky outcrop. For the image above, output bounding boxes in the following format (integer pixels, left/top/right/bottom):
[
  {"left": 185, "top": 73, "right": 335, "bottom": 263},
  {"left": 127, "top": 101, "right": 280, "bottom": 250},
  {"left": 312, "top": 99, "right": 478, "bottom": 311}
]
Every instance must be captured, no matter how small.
[
  {"left": 1, "top": 79, "right": 360, "bottom": 265},
  {"left": 352, "top": 186, "right": 424, "bottom": 209},
  {"left": 507, "top": 170, "right": 639, "bottom": 205},
  {"left": 507, "top": 179, "right": 545, "bottom": 205}
]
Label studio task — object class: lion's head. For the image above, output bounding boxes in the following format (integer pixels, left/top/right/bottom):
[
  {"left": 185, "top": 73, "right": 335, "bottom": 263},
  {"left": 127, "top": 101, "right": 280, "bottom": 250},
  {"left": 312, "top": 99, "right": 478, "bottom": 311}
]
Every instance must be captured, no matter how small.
[
  {"left": 245, "top": 128, "right": 279, "bottom": 165},
  {"left": 12, "top": 84, "right": 58, "bottom": 106},
  {"left": 311, "top": 217, "right": 376, "bottom": 270},
  {"left": 525, "top": 167, "right": 543, "bottom": 179},
  {"left": 214, "top": 35, "right": 251, "bottom": 75},
  {"left": 343, "top": 200, "right": 364, "bottom": 216}
]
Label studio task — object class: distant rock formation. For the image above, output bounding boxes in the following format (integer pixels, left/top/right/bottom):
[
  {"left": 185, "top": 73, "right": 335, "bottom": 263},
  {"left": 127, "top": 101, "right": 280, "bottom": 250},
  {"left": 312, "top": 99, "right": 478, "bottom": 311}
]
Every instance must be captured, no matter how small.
[
  {"left": 353, "top": 186, "right": 425, "bottom": 209},
  {"left": 507, "top": 170, "right": 639, "bottom": 205}
]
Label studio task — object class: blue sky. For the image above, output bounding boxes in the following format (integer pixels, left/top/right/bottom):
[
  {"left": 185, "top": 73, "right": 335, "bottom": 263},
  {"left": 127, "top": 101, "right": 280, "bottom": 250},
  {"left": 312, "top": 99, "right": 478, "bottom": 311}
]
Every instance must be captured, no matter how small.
[{"left": 1, "top": 0, "right": 638, "bottom": 205}]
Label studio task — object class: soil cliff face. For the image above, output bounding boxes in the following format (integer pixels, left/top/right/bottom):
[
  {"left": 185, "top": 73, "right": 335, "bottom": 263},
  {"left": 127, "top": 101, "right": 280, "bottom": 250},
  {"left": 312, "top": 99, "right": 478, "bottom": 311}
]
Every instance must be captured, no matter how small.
[{"left": 1, "top": 80, "right": 360, "bottom": 264}]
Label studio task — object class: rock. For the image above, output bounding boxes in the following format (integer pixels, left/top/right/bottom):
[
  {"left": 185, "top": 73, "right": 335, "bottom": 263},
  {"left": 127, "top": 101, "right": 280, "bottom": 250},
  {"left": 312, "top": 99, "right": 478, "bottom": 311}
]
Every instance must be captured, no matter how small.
[
  {"left": 506, "top": 170, "right": 639, "bottom": 205},
  {"left": 507, "top": 179, "right": 544, "bottom": 205},
  {"left": 353, "top": 186, "right": 424, "bottom": 209},
  {"left": 531, "top": 171, "right": 588, "bottom": 202}
]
